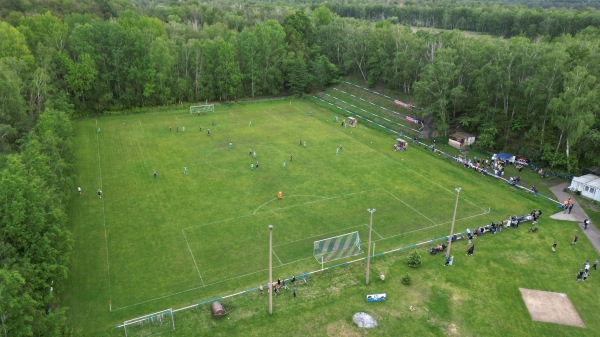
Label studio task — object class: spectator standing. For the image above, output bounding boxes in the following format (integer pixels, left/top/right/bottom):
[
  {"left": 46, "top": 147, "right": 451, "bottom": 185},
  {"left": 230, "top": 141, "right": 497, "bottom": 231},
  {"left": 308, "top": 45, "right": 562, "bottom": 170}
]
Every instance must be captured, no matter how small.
[
  {"left": 577, "top": 269, "right": 584, "bottom": 282},
  {"left": 572, "top": 234, "right": 579, "bottom": 245},
  {"left": 593, "top": 259, "right": 598, "bottom": 271},
  {"left": 584, "top": 218, "right": 590, "bottom": 230},
  {"left": 552, "top": 241, "right": 557, "bottom": 252},
  {"left": 584, "top": 260, "right": 590, "bottom": 272}
]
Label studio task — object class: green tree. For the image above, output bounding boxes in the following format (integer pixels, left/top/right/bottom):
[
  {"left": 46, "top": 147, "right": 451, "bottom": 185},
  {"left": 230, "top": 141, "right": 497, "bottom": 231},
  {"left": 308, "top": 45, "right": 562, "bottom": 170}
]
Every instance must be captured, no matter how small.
[
  {"left": 63, "top": 53, "right": 98, "bottom": 103},
  {"left": 0, "top": 269, "right": 35, "bottom": 337},
  {"left": 0, "top": 21, "right": 33, "bottom": 65},
  {"left": 414, "top": 47, "right": 461, "bottom": 135},
  {"left": 549, "top": 66, "right": 599, "bottom": 171},
  {"left": 0, "top": 60, "right": 29, "bottom": 152},
  {"left": 284, "top": 51, "right": 309, "bottom": 96}
]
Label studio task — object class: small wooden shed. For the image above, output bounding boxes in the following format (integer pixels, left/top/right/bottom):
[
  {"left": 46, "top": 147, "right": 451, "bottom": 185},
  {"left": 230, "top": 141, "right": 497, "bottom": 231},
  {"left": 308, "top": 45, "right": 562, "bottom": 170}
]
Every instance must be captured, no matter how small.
[
  {"left": 211, "top": 301, "right": 226, "bottom": 319},
  {"left": 449, "top": 132, "right": 476, "bottom": 149}
]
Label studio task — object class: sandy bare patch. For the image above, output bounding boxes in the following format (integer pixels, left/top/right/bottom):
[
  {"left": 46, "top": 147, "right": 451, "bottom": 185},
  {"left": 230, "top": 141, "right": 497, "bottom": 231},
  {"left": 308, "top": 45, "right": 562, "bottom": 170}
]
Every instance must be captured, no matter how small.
[
  {"left": 519, "top": 288, "right": 585, "bottom": 328},
  {"left": 446, "top": 323, "right": 459, "bottom": 336}
]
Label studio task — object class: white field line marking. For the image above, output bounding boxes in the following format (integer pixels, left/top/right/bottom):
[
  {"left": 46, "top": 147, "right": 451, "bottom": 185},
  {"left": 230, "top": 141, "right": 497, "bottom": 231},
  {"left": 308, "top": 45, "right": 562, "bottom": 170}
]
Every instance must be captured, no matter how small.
[
  {"left": 356, "top": 139, "right": 487, "bottom": 212},
  {"left": 382, "top": 189, "right": 437, "bottom": 225},
  {"left": 272, "top": 250, "right": 284, "bottom": 266},
  {"left": 273, "top": 223, "right": 366, "bottom": 248},
  {"left": 369, "top": 225, "right": 385, "bottom": 240},
  {"left": 111, "top": 255, "right": 314, "bottom": 311},
  {"left": 373, "top": 207, "right": 490, "bottom": 242},
  {"left": 114, "top": 203, "right": 486, "bottom": 310},
  {"left": 253, "top": 194, "right": 329, "bottom": 214},
  {"left": 264, "top": 109, "right": 281, "bottom": 121},
  {"left": 95, "top": 119, "right": 112, "bottom": 311},
  {"left": 182, "top": 230, "right": 205, "bottom": 286},
  {"left": 184, "top": 188, "right": 380, "bottom": 231}
]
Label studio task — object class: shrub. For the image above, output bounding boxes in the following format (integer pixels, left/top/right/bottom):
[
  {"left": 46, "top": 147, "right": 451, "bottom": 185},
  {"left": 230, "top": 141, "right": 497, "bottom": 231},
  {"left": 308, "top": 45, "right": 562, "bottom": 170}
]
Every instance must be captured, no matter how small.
[
  {"left": 402, "top": 275, "right": 411, "bottom": 285},
  {"left": 407, "top": 250, "right": 422, "bottom": 268}
]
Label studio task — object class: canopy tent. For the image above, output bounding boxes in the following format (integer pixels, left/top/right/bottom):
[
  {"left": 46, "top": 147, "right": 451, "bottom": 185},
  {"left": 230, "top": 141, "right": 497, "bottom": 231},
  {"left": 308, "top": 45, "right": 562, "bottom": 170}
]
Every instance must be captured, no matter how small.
[
  {"left": 569, "top": 174, "right": 600, "bottom": 201},
  {"left": 492, "top": 152, "right": 516, "bottom": 164}
]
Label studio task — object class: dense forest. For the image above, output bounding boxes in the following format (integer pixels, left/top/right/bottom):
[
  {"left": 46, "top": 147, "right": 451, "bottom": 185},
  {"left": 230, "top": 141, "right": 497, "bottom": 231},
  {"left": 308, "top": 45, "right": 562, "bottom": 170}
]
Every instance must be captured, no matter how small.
[{"left": 0, "top": 1, "right": 599, "bottom": 335}]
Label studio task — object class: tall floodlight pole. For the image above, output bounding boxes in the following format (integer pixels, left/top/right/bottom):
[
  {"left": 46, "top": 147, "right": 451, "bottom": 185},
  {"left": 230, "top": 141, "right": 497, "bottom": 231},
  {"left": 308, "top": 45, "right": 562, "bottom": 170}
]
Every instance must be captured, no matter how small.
[
  {"left": 268, "top": 225, "right": 273, "bottom": 315},
  {"left": 446, "top": 188, "right": 461, "bottom": 259},
  {"left": 366, "top": 209, "right": 376, "bottom": 285}
]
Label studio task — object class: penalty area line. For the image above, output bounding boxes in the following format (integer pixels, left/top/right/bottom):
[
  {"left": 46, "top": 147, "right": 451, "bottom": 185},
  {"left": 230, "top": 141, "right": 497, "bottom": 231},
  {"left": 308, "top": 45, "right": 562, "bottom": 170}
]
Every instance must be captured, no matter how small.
[
  {"left": 374, "top": 208, "right": 490, "bottom": 242},
  {"left": 182, "top": 229, "right": 206, "bottom": 286},
  {"left": 272, "top": 250, "right": 284, "bottom": 266},
  {"left": 382, "top": 189, "right": 437, "bottom": 225}
]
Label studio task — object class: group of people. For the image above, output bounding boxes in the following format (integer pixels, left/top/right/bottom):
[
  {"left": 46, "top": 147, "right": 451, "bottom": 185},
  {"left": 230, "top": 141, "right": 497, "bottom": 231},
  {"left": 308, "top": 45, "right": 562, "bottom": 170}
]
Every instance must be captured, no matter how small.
[
  {"left": 259, "top": 276, "right": 299, "bottom": 298},
  {"left": 562, "top": 197, "right": 575, "bottom": 214},
  {"left": 576, "top": 259, "right": 599, "bottom": 282}
]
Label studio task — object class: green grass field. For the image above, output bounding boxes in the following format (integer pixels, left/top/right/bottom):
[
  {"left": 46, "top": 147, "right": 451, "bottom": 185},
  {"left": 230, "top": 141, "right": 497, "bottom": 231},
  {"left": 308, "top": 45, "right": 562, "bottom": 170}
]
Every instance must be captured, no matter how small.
[{"left": 64, "top": 99, "right": 600, "bottom": 336}]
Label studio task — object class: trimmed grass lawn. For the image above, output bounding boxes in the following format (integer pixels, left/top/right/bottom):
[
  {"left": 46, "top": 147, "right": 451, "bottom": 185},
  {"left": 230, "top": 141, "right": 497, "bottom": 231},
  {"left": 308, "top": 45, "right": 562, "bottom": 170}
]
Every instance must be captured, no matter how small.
[{"left": 64, "top": 99, "right": 600, "bottom": 336}]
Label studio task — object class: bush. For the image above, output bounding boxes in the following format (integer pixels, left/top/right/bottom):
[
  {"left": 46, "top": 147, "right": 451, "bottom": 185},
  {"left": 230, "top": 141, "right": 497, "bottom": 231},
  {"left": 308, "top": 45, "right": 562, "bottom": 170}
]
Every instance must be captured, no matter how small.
[
  {"left": 402, "top": 275, "right": 411, "bottom": 285},
  {"left": 407, "top": 250, "right": 422, "bottom": 268}
]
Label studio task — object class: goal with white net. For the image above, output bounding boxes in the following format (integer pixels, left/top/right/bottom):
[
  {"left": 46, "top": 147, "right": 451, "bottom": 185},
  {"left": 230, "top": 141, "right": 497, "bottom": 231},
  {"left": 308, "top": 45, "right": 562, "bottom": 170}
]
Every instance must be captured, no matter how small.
[
  {"left": 190, "top": 104, "right": 215, "bottom": 114},
  {"left": 122, "top": 308, "right": 175, "bottom": 337},
  {"left": 313, "top": 231, "right": 362, "bottom": 263}
]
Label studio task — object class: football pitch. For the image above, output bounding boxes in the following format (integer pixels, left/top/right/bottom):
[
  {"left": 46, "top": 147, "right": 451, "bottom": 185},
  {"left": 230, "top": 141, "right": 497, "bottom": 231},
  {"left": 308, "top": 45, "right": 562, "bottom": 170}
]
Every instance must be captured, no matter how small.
[{"left": 66, "top": 99, "right": 534, "bottom": 333}]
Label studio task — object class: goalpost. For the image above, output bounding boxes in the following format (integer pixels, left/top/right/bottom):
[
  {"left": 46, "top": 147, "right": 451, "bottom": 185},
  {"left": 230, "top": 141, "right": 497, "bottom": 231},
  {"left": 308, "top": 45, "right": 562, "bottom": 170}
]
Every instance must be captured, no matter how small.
[
  {"left": 313, "top": 231, "right": 362, "bottom": 264},
  {"left": 122, "top": 308, "right": 175, "bottom": 337},
  {"left": 190, "top": 104, "right": 215, "bottom": 114}
]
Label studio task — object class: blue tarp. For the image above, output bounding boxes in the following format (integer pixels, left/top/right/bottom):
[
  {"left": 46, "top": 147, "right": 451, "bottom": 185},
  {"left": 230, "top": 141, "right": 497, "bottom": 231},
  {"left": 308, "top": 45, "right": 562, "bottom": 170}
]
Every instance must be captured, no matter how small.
[{"left": 493, "top": 152, "right": 515, "bottom": 162}]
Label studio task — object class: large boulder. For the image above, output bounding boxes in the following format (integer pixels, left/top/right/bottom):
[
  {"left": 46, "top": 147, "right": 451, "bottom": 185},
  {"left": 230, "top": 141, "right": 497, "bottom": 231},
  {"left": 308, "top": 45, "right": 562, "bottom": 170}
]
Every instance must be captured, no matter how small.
[{"left": 352, "top": 312, "right": 377, "bottom": 328}]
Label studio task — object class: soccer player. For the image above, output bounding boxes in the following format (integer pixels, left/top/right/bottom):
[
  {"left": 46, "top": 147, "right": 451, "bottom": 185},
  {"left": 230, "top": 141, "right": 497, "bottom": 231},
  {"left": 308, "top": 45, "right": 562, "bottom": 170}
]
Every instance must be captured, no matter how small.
[
  {"left": 77, "top": 186, "right": 82, "bottom": 195},
  {"left": 282, "top": 161, "right": 286, "bottom": 168},
  {"left": 253, "top": 151, "right": 257, "bottom": 159},
  {"left": 229, "top": 142, "right": 233, "bottom": 149},
  {"left": 184, "top": 166, "right": 188, "bottom": 174},
  {"left": 182, "top": 126, "right": 185, "bottom": 133},
  {"left": 97, "top": 189, "right": 102, "bottom": 199},
  {"left": 207, "top": 129, "right": 210, "bottom": 136},
  {"left": 153, "top": 170, "right": 157, "bottom": 178}
]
